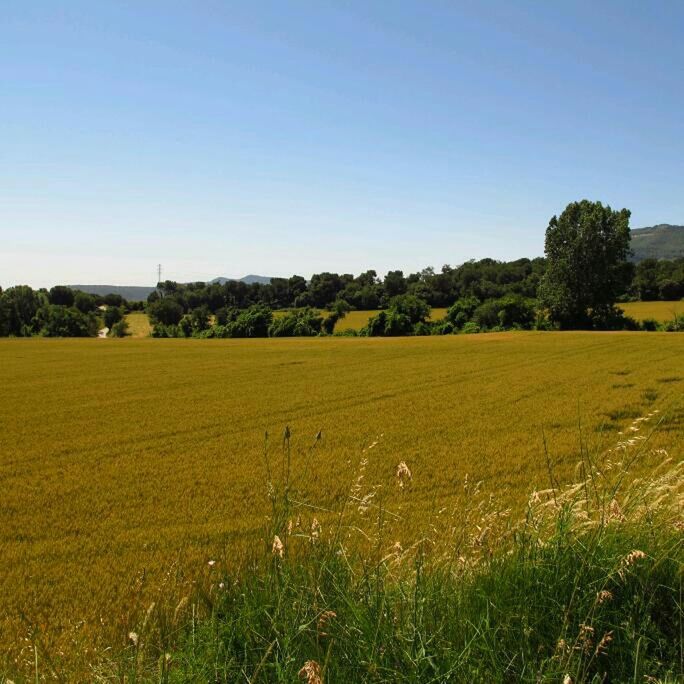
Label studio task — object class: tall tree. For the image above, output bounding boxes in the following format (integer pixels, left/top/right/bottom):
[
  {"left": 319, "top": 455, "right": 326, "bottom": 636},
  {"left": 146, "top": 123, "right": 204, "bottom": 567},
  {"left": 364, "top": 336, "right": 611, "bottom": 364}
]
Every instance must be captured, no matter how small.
[{"left": 539, "top": 200, "right": 632, "bottom": 328}]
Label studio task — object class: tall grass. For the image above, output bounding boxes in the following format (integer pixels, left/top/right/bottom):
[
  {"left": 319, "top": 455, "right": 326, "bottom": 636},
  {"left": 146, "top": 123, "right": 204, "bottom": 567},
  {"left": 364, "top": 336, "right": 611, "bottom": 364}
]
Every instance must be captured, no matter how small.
[{"left": 100, "top": 410, "right": 683, "bottom": 683}]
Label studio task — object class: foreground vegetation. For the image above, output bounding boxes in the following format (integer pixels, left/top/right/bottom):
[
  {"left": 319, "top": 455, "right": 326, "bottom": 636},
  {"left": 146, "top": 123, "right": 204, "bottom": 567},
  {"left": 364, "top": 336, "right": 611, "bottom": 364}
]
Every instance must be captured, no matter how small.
[
  {"left": 0, "top": 334, "right": 682, "bottom": 679},
  {"left": 106, "top": 416, "right": 683, "bottom": 683}
]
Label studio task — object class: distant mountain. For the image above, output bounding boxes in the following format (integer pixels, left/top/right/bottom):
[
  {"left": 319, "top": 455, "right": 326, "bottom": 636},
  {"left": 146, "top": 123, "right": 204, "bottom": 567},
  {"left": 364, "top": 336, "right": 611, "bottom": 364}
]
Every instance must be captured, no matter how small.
[
  {"left": 70, "top": 285, "right": 156, "bottom": 301},
  {"left": 70, "top": 275, "right": 275, "bottom": 300},
  {"left": 630, "top": 224, "right": 684, "bottom": 262},
  {"left": 209, "top": 274, "right": 273, "bottom": 285}
]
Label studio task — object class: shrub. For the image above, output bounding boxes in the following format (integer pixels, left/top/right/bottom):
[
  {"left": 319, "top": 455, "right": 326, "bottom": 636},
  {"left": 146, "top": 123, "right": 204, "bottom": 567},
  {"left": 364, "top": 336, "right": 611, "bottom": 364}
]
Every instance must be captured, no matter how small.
[
  {"left": 431, "top": 320, "right": 454, "bottom": 335},
  {"left": 150, "top": 323, "right": 180, "bottom": 338},
  {"left": 227, "top": 305, "right": 273, "bottom": 338},
  {"left": 446, "top": 296, "right": 480, "bottom": 329},
  {"left": 103, "top": 306, "right": 123, "bottom": 330},
  {"left": 661, "top": 314, "right": 684, "bottom": 332},
  {"left": 148, "top": 298, "right": 184, "bottom": 326},
  {"left": 412, "top": 321, "right": 432, "bottom": 336},
  {"left": 473, "top": 299, "right": 500, "bottom": 329},
  {"left": 109, "top": 320, "right": 129, "bottom": 337},
  {"left": 269, "top": 308, "right": 323, "bottom": 337},
  {"left": 640, "top": 318, "right": 659, "bottom": 332},
  {"left": 33, "top": 305, "right": 98, "bottom": 337},
  {"left": 388, "top": 294, "right": 430, "bottom": 325},
  {"left": 461, "top": 321, "right": 480, "bottom": 334}
]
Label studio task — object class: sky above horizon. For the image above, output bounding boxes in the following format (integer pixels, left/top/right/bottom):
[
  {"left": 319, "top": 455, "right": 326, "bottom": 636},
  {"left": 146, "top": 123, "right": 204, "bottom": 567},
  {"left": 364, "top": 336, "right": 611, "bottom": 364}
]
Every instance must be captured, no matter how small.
[{"left": 2, "top": 1, "right": 683, "bottom": 288}]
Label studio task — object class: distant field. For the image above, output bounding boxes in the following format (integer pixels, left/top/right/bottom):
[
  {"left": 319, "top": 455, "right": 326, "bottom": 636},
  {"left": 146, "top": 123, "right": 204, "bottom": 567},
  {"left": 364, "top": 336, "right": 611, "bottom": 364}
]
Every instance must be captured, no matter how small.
[
  {"left": 124, "top": 311, "right": 152, "bottom": 337},
  {"left": 126, "top": 308, "right": 448, "bottom": 335},
  {"left": 335, "top": 307, "right": 448, "bottom": 331},
  {"left": 620, "top": 300, "right": 683, "bottom": 322},
  {"left": 0, "top": 333, "right": 682, "bottom": 674}
]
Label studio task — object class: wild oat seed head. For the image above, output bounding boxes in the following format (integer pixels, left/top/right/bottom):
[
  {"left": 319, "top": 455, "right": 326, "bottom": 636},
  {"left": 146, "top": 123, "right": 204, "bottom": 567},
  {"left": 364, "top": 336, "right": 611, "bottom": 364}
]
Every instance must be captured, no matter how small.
[
  {"left": 310, "top": 518, "right": 322, "bottom": 542},
  {"left": 298, "top": 659, "right": 322, "bottom": 684},
  {"left": 272, "top": 535, "right": 284, "bottom": 558},
  {"left": 596, "top": 590, "right": 613, "bottom": 604},
  {"left": 595, "top": 631, "right": 613, "bottom": 656},
  {"left": 396, "top": 461, "right": 412, "bottom": 487}
]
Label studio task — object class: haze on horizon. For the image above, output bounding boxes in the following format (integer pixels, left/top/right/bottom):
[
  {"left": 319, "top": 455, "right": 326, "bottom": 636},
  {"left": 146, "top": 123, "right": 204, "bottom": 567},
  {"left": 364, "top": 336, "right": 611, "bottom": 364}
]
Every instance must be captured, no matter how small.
[{"left": 2, "top": 1, "right": 683, "bottom": 290}]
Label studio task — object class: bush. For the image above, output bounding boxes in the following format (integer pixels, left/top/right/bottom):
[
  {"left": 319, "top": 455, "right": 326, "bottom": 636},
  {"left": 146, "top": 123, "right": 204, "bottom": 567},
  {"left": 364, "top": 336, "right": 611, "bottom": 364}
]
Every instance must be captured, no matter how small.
[
  {"left": 388, "top": 294, "right": 430, "bottom": 325},
  {"left": 109, "top": 320, "right": 129, "bottom": 337},
  {"left": 446, "top": 296, "right": 480, "bottom": 329},
  {"left": 151, "top": 323, "right": 180, "bottom": 338},
  {"left": 269, "top": 308, "right": 323, "bottom": 337},
  {"left": 640, "top": 318, "right": 659, "bottom": 332},
  {"left": 461, "top": 321, "right": 481, "bottom": 334},
  {"left": 412, "top": 321, "right": 432, "bottom": 336},
  {"left": 661, "top": 314, "right": 684, "bottom": 332},
  {"left": 473, "top": 299, "right": 500, "bottom": 329},
  {"left": 148, "top": 298, "right": 184, "bottom": 326},
  {"left": 103, "top": 306, "right": 123, "bottom": 330},
  {"left": 227, "top": 305, "right": 273, "bottom": 338},
  {"left": 332, "top": 328, "right": 358, "bottom": 337},
  {"left": 431, "top": 320, "right": 454, "bottom": 335},
  {"left": 33, "top": 305, "right": 98, "bottom": 337},
  {"left": 361, "top": 296, "right": 429, "bottom": 337}
]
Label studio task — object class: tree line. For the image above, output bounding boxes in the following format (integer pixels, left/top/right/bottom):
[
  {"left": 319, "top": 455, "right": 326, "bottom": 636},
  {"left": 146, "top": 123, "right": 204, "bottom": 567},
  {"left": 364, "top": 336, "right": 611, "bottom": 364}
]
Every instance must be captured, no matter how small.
[
  {"left": 0, "top": 286, "right": 142, "bottom": 338},
  {"left": 2, "top": 201, "right": 683, "bottom": 337}
]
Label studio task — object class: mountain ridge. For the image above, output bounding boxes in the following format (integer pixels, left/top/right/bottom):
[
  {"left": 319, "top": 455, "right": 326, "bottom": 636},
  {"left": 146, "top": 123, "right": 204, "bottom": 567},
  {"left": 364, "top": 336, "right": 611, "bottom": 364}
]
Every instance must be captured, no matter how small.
[{"left": 630, "top": 224, "right": 684, "bottom": 262}]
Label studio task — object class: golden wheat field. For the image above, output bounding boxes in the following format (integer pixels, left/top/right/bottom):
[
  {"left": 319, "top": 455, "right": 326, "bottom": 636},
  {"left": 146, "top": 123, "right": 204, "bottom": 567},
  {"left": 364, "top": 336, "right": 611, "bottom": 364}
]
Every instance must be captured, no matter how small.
[
  {"left": 123, "top": 311, "right": 152, "bottom": 337},
  {"left": 1, "top": 333, "right": 682, "bottom": 674},
  {"left": 620, "top": 300, "right": 684, "bottom": 322}
]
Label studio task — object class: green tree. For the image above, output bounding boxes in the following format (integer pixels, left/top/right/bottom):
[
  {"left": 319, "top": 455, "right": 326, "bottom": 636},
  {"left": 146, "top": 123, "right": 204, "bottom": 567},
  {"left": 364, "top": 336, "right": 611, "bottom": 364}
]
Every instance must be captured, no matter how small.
[
  {"left": 539, "top": 200, "right": 632, "bottom": 328},
  {"left": 148, "top": 298, "right": 184, "bottom": 325},
  {"left": 49, "top": 286, "right": 75, "bottom": 307},
  {"left": 74, "top": 291, "right": 97, "bottom": 314},
  {"left": 388, "top": 294, "right": 430, "bottom": 325},
  {"left": 1, "top": 285, "right": 42, "bottom": 335},
  {"left": 34, "top": 305, "right": 98, "bottom": 337},
  {"left": 103, "top": 306, "right": 123, "bottom": 329}
]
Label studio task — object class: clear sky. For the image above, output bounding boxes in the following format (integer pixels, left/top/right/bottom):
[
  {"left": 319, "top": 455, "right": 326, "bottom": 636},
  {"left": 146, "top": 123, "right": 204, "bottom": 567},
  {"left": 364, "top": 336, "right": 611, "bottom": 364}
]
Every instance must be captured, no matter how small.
[{"left": 2, "top": 1, "right": 683, "bottom": 288}]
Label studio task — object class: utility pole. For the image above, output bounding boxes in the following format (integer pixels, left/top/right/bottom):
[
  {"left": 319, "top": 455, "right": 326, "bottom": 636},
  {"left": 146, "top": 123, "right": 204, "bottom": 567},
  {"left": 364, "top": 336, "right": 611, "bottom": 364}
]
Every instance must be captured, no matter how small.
[{"left": 157, "top": 263, "right": 162, "bottom": 286}]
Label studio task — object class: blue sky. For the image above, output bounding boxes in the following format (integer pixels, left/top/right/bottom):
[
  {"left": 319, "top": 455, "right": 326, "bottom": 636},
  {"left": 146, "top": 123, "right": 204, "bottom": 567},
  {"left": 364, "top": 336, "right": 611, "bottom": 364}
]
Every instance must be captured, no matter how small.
[{"left": 2, "top": 1, "right": 683, "bottom": 288}]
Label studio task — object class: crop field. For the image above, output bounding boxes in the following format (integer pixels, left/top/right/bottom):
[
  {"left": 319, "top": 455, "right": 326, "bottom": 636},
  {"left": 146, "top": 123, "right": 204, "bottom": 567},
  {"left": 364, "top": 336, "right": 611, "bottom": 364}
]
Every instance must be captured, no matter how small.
[
  {"left": 1, "top": 333, "right": 682, "bottom": 675},
  {"left": 334, "top": 307, "right": 448, "bottom": 331},
  {"left": 620, "top": 300, "right": 683, "bottom": 322},
  {"left": 124, "top": 311, "right": 152, "bottom": 337}
]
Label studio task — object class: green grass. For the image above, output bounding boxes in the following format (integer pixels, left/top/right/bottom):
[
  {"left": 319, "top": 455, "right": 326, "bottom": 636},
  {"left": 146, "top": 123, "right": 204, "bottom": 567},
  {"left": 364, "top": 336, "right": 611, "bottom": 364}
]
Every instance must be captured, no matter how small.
[{"left": 106, "top": 422, "right": 684, "bottom": 683}]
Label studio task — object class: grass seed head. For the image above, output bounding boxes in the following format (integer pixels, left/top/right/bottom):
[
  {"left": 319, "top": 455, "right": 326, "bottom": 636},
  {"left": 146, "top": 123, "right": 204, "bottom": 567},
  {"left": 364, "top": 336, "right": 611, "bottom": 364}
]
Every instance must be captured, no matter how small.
[
  {"left": 272, "top": 535, "right": 284, "bottom": 558},
  {"left": 298, "top": 659, "right": 322, "bottom": 684}
]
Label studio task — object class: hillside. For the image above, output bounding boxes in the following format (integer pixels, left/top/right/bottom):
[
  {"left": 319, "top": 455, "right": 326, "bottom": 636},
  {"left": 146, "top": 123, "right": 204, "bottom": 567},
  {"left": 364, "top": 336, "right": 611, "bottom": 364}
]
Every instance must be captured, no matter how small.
[
  {"left": 630, "top": 224, "right": 684, "bottom": 261},
  {"left": 69, "top": 284, "right": 157, "bottom": 301},
  {"left": 209, "top": 274, "right": 272, "bottom": 285}
]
